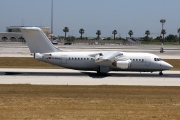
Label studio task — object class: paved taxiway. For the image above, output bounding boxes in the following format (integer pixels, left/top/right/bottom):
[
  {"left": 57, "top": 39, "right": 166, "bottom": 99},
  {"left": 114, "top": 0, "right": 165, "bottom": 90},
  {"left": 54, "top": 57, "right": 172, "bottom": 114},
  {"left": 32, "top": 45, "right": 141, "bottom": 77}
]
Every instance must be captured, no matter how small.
[{"left": 0, "top": 68, "right": 180, "bottom": 86}]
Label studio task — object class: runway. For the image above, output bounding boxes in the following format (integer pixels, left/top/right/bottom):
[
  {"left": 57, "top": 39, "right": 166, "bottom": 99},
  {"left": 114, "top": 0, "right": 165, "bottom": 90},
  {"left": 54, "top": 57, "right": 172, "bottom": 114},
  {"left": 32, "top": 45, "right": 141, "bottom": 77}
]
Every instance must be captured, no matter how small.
[{"left": 0, "top": 68, "right": 180, "bottom": 86}]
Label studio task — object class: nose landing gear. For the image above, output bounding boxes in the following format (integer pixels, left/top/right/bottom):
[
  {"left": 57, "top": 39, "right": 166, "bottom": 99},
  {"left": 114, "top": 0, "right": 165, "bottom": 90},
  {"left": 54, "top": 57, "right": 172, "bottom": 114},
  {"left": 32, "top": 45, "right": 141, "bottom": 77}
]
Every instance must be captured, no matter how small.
[{"left": 159, "top": 71, "right": 163, "bottom": 75}]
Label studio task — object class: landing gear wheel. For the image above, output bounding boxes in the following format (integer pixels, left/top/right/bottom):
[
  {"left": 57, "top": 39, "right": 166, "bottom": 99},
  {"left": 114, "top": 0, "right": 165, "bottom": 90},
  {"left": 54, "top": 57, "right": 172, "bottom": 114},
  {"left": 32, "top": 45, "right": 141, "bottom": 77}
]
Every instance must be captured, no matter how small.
[
  {"left": 97, "top": 70, "right": 101, "bottom": 74},
  {"left": 159, "top": 71, "right": 163, "bottom": 76},
  {"left": 97, "top": 71, "right": 107, "bottom": 75},
  {"left": 96, "top": 66, "right": 108, "bottom": 75},
  {"left": 97, "top": 66, "right": 101, "bottom": 74}
]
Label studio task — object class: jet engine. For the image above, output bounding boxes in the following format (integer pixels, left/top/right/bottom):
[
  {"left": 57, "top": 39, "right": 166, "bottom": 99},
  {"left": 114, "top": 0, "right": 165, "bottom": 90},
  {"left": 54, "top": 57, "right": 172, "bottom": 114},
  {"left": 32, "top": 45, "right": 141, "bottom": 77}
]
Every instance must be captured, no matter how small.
[
  {"left": 112, "top": 60, "right": 131, "bottom": 69},
  {"left": 34, "top": 53, "right": 43, "bottom": 60}
]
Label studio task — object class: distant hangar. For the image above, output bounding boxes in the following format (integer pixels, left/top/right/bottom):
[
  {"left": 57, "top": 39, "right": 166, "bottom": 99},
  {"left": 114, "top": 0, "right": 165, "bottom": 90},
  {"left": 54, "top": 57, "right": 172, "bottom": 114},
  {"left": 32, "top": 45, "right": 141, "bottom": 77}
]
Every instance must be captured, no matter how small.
[{"left": 0, "top": 26, "right": 51, "bottom": 42}]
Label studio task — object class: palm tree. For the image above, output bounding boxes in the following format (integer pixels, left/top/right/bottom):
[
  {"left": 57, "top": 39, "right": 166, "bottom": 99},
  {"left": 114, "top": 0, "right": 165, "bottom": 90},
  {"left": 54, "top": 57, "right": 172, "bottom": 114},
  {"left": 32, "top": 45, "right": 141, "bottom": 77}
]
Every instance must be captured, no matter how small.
[
  {"left": 145, "top": 30, "right": 150, "bottom": 44},
  {"left": 177, "top": 28, "right": 180, "bottom": 44},
  {"left": 145, "top": 30, "right": 150, "bottom": 37},
  {"left": 79, "top": 28, "right": 85, "bottom": 40},
  {"left": 96, "top": 30, "right": 101, "bottom": 40},
  {"left": 63, "top": 27, "right": 69, "bottom": 39},
  {"left": 128, "top": 30, "right": 133, "bottom": 37},
  {"left": 112, "top": 30, "right": 117, "bottom": 40}
]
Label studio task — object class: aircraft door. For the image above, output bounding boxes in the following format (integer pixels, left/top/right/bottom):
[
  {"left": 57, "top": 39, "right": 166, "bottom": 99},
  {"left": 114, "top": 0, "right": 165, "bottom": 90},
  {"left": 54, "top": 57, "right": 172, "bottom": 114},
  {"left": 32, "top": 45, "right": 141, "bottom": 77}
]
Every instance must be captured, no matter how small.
[
  {"left": 145, "top": 57, "right": 151, "bottom": 66},
  {"left": 61, "top": 55, "right": 67, "bottom": 64}
]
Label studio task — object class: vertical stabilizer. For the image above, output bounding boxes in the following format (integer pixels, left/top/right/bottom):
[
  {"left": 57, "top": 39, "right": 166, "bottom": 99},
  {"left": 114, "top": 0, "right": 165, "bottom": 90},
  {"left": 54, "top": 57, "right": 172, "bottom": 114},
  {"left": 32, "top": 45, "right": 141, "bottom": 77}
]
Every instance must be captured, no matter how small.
[{"left": 21, "top": 27, "right": 59, "bottom": 53}]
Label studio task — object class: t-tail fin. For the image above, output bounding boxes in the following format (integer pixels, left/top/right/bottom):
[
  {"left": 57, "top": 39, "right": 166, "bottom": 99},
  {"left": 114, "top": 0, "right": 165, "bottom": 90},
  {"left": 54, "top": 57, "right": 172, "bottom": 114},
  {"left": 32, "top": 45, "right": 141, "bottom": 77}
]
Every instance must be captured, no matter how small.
[{"left": 21, "top": 27, "right": 59, "bottom": 53}]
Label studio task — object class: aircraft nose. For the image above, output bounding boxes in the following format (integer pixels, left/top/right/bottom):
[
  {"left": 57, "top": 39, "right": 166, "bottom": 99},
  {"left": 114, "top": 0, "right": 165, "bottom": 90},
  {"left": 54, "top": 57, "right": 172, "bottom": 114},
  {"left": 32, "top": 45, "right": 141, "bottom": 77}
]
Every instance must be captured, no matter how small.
[{"left": 161, "top": 61, "right": 173, "bottom": 70}]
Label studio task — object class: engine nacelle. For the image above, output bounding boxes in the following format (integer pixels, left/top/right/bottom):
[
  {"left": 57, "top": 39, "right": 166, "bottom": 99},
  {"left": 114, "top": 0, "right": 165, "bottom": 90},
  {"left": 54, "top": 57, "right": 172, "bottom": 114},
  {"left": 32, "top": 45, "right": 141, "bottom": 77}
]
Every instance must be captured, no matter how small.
[
  {"left": 34, "top": 53, "right": 43, "bottom": 60},
  {"left": 112, "top": 60, "right": 131, "bottom": 69}
]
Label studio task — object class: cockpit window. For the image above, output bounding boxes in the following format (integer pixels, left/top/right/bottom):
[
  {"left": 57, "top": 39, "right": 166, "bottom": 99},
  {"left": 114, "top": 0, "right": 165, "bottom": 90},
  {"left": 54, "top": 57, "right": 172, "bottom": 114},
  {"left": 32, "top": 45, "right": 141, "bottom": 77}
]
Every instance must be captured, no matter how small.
[{"left": 154, "top": 58, "right": 162, "bottom": 61}]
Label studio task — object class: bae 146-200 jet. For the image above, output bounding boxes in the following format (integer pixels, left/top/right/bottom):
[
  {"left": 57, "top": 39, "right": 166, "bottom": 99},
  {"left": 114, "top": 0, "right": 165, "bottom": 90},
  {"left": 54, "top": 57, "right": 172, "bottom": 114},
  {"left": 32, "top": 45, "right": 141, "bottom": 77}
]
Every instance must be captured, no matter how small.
[{"left": 21, "top": 27, "right": 173, "bottom": 75}]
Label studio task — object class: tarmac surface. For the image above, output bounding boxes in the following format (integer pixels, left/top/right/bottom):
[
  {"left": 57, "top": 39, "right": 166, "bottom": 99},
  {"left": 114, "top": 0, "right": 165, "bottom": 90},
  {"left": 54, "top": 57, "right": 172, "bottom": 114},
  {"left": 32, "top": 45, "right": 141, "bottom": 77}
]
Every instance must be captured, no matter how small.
[{"left": 0, "top": 68, "right": 180, "bottom": 86}]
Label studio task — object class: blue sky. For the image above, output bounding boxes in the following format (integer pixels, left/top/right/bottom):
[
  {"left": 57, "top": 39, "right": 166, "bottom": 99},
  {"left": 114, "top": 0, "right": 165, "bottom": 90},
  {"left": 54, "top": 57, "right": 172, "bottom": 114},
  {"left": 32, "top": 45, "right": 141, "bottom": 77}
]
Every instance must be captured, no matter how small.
[{"left": 0, "top": 0, "right": 180, "bottom": 38}]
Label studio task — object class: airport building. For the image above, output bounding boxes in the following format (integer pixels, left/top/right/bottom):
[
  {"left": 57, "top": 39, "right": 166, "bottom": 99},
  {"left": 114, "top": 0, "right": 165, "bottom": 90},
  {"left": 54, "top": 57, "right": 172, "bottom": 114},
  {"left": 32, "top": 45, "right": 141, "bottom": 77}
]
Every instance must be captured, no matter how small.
[{"left": 0, "top": 26, "right": 51, "bottom": 41}]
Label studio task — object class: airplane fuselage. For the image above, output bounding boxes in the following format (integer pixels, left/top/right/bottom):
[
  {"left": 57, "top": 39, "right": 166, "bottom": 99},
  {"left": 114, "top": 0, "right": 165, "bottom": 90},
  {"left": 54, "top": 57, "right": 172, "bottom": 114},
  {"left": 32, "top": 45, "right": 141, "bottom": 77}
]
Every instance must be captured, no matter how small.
[{"left": 35, "top": 51, "right": 172, "bottom": 73}]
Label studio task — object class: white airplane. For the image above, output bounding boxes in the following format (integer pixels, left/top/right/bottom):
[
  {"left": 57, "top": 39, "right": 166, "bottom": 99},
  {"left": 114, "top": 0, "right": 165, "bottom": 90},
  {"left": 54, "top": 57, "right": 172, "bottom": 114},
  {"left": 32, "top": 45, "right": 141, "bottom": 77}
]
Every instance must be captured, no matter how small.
[{"left": 21, "top": 27, "right": 173, "bottom": 75}]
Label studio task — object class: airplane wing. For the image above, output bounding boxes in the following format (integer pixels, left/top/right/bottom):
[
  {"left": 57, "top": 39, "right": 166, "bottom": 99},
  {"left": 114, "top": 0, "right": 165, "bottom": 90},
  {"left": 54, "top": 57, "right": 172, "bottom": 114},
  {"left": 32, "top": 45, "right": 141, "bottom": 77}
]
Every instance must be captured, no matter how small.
[
  {"left": 89, "top": 51, "right": 123, "bottom": 63},
  {"left": 90, "top": 51, "right": 131, "bottom": 70}
]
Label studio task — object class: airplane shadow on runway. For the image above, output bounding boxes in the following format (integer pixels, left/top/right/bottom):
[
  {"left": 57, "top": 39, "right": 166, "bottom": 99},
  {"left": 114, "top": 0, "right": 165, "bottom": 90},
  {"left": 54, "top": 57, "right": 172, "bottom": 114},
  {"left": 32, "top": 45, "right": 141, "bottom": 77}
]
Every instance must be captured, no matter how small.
[
  {"left": 0, "top": 71, "right": 180, "bottom": 78},
  {"left": 81, "top": 72, "right": 180, "bottom": 78}
]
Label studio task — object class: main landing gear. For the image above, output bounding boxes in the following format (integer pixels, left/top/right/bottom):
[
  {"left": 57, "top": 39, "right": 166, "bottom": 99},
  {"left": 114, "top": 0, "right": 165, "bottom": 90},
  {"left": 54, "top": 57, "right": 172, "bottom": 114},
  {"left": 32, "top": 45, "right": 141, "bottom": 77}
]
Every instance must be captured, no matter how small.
[
  {"left": 97, "top": 70, "right": 107, "bottom": 75},
  {"left": 159, "top": 71, "right": 163, "bottom": 75},
  {"left": 96, "top": 66, "right": 108, "bottom": 75}
]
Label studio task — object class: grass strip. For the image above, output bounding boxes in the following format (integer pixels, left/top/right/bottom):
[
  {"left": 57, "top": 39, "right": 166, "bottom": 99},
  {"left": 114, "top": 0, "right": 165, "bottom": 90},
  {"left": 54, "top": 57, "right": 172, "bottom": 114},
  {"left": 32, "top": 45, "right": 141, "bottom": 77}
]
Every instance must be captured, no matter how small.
[
  {"left": 0, "top": 85, "right": 180, "bottom": 119},
  {"left": 0, "top": 57, "right": 60, "bottom": 68},
  {"left": 0, "top": 57, "right": 180, "bottom": 70}
]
